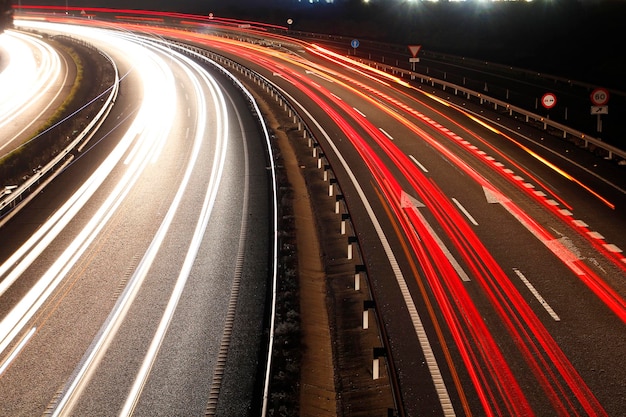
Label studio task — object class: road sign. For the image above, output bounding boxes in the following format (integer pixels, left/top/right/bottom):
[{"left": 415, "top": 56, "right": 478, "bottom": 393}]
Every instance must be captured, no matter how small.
[
  {"left": 351, "top": 39, "right": 359, "bottom": 49},
  {"left": 590, "top": 88, "right": 609, "bottom": 106},
  {"left": 408, "top": 45, "right": 422, "bottom": 57},
  {"left": 541, "top": 92, "right": 557, "bottom": 109},
  {"left": 591, "top": 106, "right": 608, "bottom": 115}
]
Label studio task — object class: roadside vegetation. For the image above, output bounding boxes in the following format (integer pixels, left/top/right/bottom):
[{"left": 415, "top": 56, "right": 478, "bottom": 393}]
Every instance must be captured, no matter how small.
[{"left": 267, "top": 139, "right": 302, "bottom": 417}]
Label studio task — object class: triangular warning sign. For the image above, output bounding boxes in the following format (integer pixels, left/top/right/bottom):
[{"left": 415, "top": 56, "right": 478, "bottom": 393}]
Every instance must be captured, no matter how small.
[{"left": 408, "top": 45, "right": 422, "bottom": 57}]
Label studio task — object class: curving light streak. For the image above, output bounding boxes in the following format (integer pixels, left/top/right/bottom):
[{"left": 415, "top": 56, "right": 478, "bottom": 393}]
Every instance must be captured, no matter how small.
[
  {"left": 307, "top": 44, "right": 410, "bottom": 88},
  {"left": 137, "top": 27, "right": 618, "bottom": 415},
  {"left": 292, "top": 42, "right": 626, "bottom": 278},
  {"left": 248, "top": 59, "right": 529, "bottom": 415},
  {"left": 0, "top": 19, "right": 282, "bottom": 417},
  {"left": 0, "top": 30, "right": 65, "bottom": 153},
  {"left": 118, "top": 41, "right": 228, "bottom": 417},
  {"left": 16, "top": 5, "right": 288, "bottom": 31},
  {"left": 267, "top": 85, "right": 458, "bottom": 416},
  {"left": 306, "top": 44, "right": 626, "bottom": 270},
  {"left": 226, "top": 46, "right": 611, "bottom": 414},
  {"left": 7, "top": 17, "right": 619, "bottom": 415},
  {"left": 311, "top": 56, "right": 619, "bottom": 411},
  {"left": 48, "top": 43, "right": 211, "bottom": 416},
  {"left": 301, "top": 38, "right": 625, "bottom": 308},
  {"left": 143, "top": 26, "right": 623, "bottom": 415},
  {"left": 0, "top": 21, "right": 177, "bottom": 364},
  {"left": 321, "top": 81, "right": 613, "bottom": 416}
]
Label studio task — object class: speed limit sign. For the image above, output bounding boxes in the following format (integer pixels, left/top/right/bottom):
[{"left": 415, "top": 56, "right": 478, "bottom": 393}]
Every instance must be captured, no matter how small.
[
  {"left": 590, "top": 88, "right": 609, "bottom": 106},
  {"left": 541, "top": 93, "right": 557, "bottom": 109}
]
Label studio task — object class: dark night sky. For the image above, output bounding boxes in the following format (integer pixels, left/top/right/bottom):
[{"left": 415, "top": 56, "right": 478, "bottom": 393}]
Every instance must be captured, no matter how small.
[
  {"left": 19, "top": 0, "right": 291, "bottom": 12},
  {"left": 14, "top": 1, "right": 626, "bottom": 88}
]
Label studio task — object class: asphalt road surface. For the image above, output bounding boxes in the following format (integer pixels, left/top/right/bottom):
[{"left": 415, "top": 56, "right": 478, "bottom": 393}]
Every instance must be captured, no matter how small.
[
  {"left": 2, "top": 15, "right": 626, "bottom": 417},
  {"left": 0, "top": 22, "right": 272, "bottom": 416}
]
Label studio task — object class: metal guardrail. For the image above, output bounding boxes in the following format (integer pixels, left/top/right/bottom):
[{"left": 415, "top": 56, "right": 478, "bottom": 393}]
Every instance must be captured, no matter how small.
[
  {"left": 0, "top": 38, "right": 120, "bottom": 224},
  {"left": 216, "top": 26, "right": 626, "bottom": 164},
  {"left": 353, "top": 56, "right": 626, "bottom": 164}
]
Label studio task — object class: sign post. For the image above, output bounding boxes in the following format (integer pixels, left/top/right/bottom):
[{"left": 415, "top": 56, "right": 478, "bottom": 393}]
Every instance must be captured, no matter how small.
[
  {"left": 540, "top": 93, "right": 557, "bottom": 129},
  {"left": 408, "top": 45, "right": 422, "bottom": 72},
  {"left": 351, "top": 39, "right": 359, "bottom": 56},
  {"left": 590, "top": 87, "right": 609, "bottom": 134}
]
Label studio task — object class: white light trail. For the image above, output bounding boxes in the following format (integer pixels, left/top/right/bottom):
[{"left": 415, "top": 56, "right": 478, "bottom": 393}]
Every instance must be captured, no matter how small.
[
  {"left": 0, "top": 22, "right": 177, "bottom": 362},
  {"left": 120, "top": 46, "right": 229, "bottom": 417},
  {"left": 50, "top": 45, "right": 211, "bottom": 416},
  {"left": 0, "top": 30, "right": 64, "bottom": 152}
]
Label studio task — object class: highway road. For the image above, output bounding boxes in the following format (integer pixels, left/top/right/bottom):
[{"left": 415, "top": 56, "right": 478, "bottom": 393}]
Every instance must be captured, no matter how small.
[
  {"left": 179, "top": 22, "right": 626, "bottom": 416},
  {"left": 0, "top": 21, "right": 274, "bottom": 416},
  {"left": 2, "top": 14, "right": 626, "bottom": 417},
  {"left": 162, "top": 24, "right": 626, "bottom": 416}
]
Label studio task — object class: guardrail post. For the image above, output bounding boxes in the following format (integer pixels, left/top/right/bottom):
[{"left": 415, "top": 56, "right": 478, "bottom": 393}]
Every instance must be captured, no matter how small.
[
  {"left": 373, "top": 347, "right": 386, "bottom": 380},
  {"left": 329, "top": 178, "right": 337, "bottom": 196},
  {"left": 355, "top": 264, "right": 366, "bottom": 291},
  {"left": 363, "top": 300, "right": 375, "bottom": 329},
  {"left": 347, "top": 235, "right": 357, "bottom": 260},
  {"left": 341, "top": 213, "right": 350, "bottom": 235},
  {"left": 335, "top": 194, "right": 344, "bottom": 213},
  {"left": 317, "top": 152, "right": 325, "bottom": 169}
]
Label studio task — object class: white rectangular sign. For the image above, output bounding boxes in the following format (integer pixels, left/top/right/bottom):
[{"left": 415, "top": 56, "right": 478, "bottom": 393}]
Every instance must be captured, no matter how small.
[{"left": 591, "top": 106, "right": 608, "bottom": 115}]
